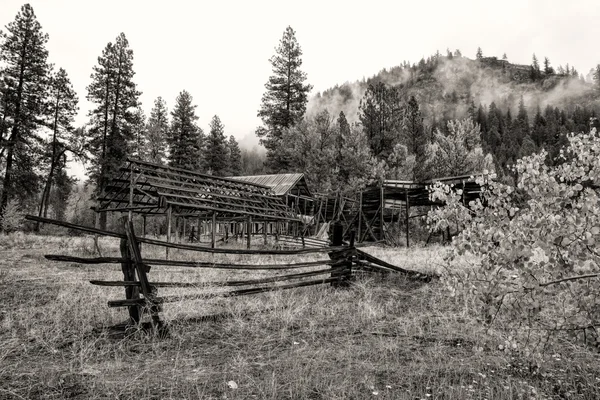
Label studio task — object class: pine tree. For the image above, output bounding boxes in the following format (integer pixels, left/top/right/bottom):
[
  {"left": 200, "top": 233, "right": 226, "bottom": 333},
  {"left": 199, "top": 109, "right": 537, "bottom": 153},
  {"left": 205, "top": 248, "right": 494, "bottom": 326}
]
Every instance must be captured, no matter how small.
[
  {"left": 168, "top": 90, "right": 202, "bottom": 171},
  {"left": 144, "top": 96, "right": 169, "bottom": 164},
  {"left": 86, "top": 32, "right": 140, "bottom": 228},
  {"left": 358, "top": 82, "right": 403, "bottom": 158},
  {"left": 205, "top": 115, "right": 229, "bottom": 176},
  {"left": 38, "top": 67, "right": 79, "bottom": 224},
  {"left": 476, "top": 47, "right": 483, "bottom": 60},
  {"left": 530, "top": 54, "right": 541, "bottom": 80},
  {"left": 543, "top": 57, "right": 554, "bottom": 75},
  {"left": 256, "top": 26, "right": 312, "bottom": 171},
  {"left": 593, "top": 65, "right": 600, "bottom": 91},
  {"left": 403, "top": 96, "right": 427, "bottom": 180},
  {"left": 227, "top": 135, "right": 242, "bottom": 176},
  {"left": 337, "top": 112, "right": 373, "bottom": 193},
  {"left": 129, "top": 106, "right": 146, "bottom": 159},
  {"left": 0, "top": 4, "right": 49, "bottom": 226}
]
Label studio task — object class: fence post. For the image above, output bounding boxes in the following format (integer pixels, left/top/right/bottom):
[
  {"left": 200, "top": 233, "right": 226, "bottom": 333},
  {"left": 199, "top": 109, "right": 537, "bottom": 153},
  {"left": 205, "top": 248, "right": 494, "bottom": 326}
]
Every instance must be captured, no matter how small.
[
  {"left": 329, "top": 221, "right": 346, "bottom": 287},
  {"left": 120, "top": 234, "right": 140, "bottom": 324},
  {"left": 246, "top": 216, "right": 252, "bottom": 249}
]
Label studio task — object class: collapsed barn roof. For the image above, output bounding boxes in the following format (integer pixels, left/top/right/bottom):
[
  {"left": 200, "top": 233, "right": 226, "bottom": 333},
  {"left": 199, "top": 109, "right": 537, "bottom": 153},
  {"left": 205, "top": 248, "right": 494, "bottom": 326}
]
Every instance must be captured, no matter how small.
[{"left": 96, "top": 159, "right": 300, "bottom": 221}]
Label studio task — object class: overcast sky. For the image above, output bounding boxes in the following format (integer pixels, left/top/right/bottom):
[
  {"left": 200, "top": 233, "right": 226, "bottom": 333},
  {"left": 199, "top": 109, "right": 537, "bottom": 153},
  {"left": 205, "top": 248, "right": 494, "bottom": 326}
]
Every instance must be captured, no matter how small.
[{"left": 2, "top": 0, "right": 600, "bottom": 177}]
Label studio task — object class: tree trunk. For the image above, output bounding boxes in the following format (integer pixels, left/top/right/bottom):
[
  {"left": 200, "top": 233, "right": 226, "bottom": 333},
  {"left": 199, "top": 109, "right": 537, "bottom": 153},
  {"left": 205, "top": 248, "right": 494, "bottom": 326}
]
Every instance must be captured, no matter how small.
[{"left": 37, "top": 96, "right": 62, "bottom": 230}]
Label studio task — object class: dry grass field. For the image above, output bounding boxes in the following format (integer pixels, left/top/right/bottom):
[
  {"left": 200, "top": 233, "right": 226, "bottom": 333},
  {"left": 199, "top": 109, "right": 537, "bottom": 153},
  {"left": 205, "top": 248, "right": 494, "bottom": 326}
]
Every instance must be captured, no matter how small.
[{"left": 1, "top": 233, "right": 599, "bottom": 399}]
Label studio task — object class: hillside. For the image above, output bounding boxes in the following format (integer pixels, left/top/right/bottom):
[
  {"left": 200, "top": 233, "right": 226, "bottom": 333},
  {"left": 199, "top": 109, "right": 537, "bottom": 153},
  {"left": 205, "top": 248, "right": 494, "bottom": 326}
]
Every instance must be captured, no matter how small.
[{"left": 307, "top": 54, "right": 600, "bottom": 129}]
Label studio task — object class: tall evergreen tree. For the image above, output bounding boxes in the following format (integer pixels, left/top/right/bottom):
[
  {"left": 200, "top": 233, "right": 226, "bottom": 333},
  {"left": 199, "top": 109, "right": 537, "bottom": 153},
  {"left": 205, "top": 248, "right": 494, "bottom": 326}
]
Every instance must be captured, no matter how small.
[
  {"left": 168, "top": 90, "right": 202, "bottom": 171},
  {"left": 38, "top": 67, "right": 79, "bottom": 223},
  {"left": 227, "top": 135, "right": 242, "bottom": 176},
  {"left": 205, "top": 115, "right": 228, "bottom": 176},
  {"left": 129, "top": 106, "right": 146, "bottom": 159},
  {"left": 0, "top": 4, "right": 49, "bottom": 225},
  {"left": 543, "top": 57, "right": 554, "bottom": 75},
  {"left": 337, "top": 112, "right": 373, "bottom": 193},
  {"left": 403, "top": 96, "right": 427, "bottom": 180},
  {"left": 358, "top": 82, "right": 403, "bottom": 158},
  {"left": 87, "top": 32, "right": 140, "bottom": 228},
  {"left": 144, "top": 96, "right": 168, "bottom": 164},
  {"left": 530, "top": 54, "right": 541, "bottom": 80},
  {"left": 593, "top": 65, "right": 600, "bottom": 91},
  {"left": 476, "top": 47, "right": 483, "bottom": 60},
  {"left": 256, "top": 26, "right": 312, "bottom": 171}
]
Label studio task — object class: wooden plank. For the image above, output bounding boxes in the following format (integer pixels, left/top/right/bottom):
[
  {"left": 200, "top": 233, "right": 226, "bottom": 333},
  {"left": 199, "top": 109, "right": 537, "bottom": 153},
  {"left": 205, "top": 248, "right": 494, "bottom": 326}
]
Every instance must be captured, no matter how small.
[
  {"left": 25, "top": 215, "right": 125, "bottom": 238},
  {"left": 91, "top": 265, "right": 345, "bottom": 288},
  {"left": 47, "top": 254, "right": 342, "bottom": 270},
  {"left": 211, "top": 211, "right": 216, "bottom": 249},
  {"left": 356, "top": 249, "right": 437, "bottom": 280},
  {"left": 405, "top": 189, "right": 410, "bottom": 248},
  {"left": 160, "top": 276, "right": 344, "bottom": 303}
]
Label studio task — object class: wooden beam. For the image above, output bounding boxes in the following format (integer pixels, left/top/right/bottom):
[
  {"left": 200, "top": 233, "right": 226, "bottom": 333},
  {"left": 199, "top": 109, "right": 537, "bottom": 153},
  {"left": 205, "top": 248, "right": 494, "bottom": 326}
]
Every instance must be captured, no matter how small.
[
  {"left": 166, "top": 205, "right": 172, "bottom": 259},
  {"left": 405, "top": 189, "right": 410, "bottom": 248},
  {"left": 211, "top": 211, "right": 216, "bottom": 249},
  {"left": 246, "top": 215, "right": 252, "bottom": 249}
]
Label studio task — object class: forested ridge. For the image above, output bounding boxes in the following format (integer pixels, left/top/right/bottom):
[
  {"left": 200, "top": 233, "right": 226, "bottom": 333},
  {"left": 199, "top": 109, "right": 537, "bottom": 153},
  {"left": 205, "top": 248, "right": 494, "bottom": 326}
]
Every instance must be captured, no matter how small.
[{"left": 2, "top": 3, "right": 600, "bottom": 231}]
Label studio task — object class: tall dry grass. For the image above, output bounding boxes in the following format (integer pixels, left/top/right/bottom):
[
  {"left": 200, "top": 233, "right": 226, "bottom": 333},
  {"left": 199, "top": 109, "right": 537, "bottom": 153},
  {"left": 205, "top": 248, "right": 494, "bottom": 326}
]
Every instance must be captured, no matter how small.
[{"left": 0, "top": 233, "right": 599, "bottom": 399}]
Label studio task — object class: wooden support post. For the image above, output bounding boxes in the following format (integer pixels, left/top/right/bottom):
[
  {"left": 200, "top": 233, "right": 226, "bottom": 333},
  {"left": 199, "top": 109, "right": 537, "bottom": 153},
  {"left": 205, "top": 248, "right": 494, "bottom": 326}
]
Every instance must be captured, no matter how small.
[
  {"left": 142, "top": 215, "right": 147, "bottom": 237},
  {"left": 263, "top": 221, "right": 268, "bottom": 245},
  {"left": 124, "top": 221, "right": 163, "bottom": 330},
  {"left": 166, "top": 206, "right": 172, "bottom": 259},
  {"left": 196, "top": 217, "right": 202, "bottom": 243},
  {"left": 211, "top": 212, "right": 216, "bottom": 249},
  {"left": 128, "top": 163, "right": 134, "bottom": 223},
  {"left": 120, "top": 232, "right": 140, "bottom": 324},
  {"left": 405, "top": 190, "right": 410, "bottom": 248},
  {"left": 357, "top": 191, "right": 363, "bottom": 243},
  {"left": 329, "top": 221, "right": 348, "bottom": 287},
  {"left": 380, "top": 185, "right": 385, "bottom": 241},
  {"left": 246, "top": 216, "right": 252, "bottom": 249}
]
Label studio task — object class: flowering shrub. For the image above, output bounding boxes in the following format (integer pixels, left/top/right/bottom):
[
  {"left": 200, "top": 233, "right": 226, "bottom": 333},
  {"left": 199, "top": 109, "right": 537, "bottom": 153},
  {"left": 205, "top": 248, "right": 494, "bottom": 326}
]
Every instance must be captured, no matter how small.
[{"left": 428, "top": 130, "right": 600, "bottom": 349}]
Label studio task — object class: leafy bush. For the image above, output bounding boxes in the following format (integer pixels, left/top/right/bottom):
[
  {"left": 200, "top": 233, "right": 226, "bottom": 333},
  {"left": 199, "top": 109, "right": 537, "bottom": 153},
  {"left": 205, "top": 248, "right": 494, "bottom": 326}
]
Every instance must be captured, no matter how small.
[
  {"left": 428, "top": 130, "right": 600, "bottom": 349},
  {"left": 1, "top": 199, "right": 24, "bottom": 233}
]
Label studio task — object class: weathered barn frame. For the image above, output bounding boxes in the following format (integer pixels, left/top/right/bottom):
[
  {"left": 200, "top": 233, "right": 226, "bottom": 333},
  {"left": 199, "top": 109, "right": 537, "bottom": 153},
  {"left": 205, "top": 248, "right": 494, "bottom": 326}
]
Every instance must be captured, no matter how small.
[
  {"left": 96, "top": 159, "right": 301, "bottom": 250},
  {"left": 313, "top": 173, "right": 493, "bottom": 246}
]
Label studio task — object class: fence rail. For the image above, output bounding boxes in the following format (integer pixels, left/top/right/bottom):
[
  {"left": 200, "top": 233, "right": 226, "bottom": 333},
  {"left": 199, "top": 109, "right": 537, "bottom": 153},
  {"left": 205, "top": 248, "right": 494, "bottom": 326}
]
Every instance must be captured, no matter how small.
[{"left": 24, "top": 215, "right": 437, "bottom": 329}]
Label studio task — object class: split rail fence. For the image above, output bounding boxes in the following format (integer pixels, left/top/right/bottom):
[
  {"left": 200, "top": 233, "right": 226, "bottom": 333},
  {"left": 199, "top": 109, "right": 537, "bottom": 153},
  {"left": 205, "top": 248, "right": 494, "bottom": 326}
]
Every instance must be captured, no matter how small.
[{"left": 25, "top": 215, "right": 436, "bottom": 328}]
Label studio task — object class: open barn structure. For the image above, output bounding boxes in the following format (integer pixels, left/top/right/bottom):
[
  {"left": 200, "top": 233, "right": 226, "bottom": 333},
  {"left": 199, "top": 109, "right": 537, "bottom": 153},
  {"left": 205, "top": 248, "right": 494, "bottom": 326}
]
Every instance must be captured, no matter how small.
[
  {"left": 95, "top": 159, "right": 302, "bottom": 249},
  {"left": 313, "top": 173, "right": 494, "bottom": 246}
]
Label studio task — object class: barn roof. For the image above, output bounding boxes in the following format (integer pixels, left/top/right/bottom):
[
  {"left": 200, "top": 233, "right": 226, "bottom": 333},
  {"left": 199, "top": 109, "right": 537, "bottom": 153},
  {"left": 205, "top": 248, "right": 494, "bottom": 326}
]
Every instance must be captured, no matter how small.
[
  {"left": 95, "top": 159, "right": 300, "bottom": 221},
  {"left": 229, "top": 173, "right": 311, "bottom": 197}
]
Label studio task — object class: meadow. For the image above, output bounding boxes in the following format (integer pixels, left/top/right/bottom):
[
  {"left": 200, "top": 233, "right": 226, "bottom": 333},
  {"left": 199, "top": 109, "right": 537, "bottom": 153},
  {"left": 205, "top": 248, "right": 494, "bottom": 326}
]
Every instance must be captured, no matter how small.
[{"left": 1, "top": 233, "right": 599, "bottom": 399}]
